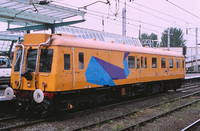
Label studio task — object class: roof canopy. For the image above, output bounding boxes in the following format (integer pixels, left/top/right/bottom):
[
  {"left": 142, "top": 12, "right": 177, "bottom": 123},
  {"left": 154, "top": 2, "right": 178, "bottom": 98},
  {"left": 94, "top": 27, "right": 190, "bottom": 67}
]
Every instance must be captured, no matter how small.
[{"left": 0, "top": 0, "right": 86, "bottom": 26}]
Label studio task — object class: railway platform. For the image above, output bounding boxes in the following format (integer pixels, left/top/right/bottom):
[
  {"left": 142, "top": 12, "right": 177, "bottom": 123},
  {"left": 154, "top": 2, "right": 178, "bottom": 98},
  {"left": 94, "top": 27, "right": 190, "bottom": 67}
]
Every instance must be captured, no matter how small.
[{"left": 185, "top": 73, "right": 200, "bottom": 80}]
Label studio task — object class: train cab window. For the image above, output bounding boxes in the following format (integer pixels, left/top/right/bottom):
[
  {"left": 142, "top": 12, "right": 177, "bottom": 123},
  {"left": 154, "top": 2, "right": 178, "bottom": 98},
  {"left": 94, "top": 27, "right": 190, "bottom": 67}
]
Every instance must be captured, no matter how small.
[
  {"left": 39, "top": 49, "right": 54, "bottom": 73},
  {"left": 25, "top": 48, "right": 37, "bottom": 72},
  {"left": 145, "top": 57, "right": 147, "bottom": 68},
  {"left": 182, "top": 60, "right": 185, "bottom": 68},
  {"left": 14, "top": 49, "right": 22, "bottom": 72},
  {"left": 137, "top": 58, "right": 140, "bottom": 69},
  {"left": 141, "top": 57, "right": 143, "bottom": 68},
  {"left": 79, "top": 52, "right": 84, "bottom": 69},
  {"left": 64, "top": 54, "right": 70, "bottom": 70},
  {"left": 128, "top": 56, "right": 135, "bottom": 69},
  {"left": 161, "top": 58, "right": 166, "bottom": 68},
  {"left": 169, "top": 59, "right": 173, "bottom": 68},
  {"left": 152, "top": 58, "right": 157, "bottom": 68}
]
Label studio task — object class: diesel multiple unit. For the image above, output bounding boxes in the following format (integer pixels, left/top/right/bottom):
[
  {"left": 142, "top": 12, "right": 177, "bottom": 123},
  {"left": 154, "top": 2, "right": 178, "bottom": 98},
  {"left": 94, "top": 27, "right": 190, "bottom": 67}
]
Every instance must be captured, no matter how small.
[{"left": 5, "top": 34, "right": 185, "bottom": 112}]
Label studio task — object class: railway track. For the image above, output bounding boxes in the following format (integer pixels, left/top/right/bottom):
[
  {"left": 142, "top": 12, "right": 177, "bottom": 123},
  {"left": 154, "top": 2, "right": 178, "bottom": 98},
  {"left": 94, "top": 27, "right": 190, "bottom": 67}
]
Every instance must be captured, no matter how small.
[
  {"left": 0, "top": 115, "right": 17, "bottom": 122},
  {"left": 72, "top": 91, "right": 200, "bottom": 131},
  {"left": 181, "top": 119, "right": 200, "bottom": 131},
  {"left": 120, "top": 99, "right": 200, "bottom": 131},
  {"left": 0, "top": 83, "right": 200, "bottom": 130}
]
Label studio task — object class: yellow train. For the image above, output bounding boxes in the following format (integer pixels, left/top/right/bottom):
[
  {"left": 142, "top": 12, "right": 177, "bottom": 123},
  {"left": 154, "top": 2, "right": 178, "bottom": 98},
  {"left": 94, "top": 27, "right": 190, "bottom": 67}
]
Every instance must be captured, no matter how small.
[{"left": 5, "top": 33, "right": 185, "bottom": 112}]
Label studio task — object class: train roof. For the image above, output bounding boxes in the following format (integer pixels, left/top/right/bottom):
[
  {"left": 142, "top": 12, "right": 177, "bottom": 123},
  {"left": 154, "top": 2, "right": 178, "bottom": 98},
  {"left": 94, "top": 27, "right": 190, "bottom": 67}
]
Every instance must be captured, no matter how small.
[{"left": 24, "top": 34, "right": 183, "bottom": 57}]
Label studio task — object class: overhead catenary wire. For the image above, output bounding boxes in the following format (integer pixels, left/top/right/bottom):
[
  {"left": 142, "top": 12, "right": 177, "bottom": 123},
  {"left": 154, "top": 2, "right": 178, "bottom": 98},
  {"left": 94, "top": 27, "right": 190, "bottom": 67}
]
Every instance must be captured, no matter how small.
[
  {"left": 52, "top": 1, "right": 164, "bottom": 34},
  {"left": 166, "top": 0, "right": 200, "bottom": 21},
  {"left": 52, "top": 0, "right": 200, "bottom": 41},
  {"left": 132, "top": 1, "right": 198, "bottom": 27},
  {"left": 120, "top": 1, "right": 186, "bottom": 29},
  {"left": 53, "top": 0, "right": 187, "bottom": 30}
]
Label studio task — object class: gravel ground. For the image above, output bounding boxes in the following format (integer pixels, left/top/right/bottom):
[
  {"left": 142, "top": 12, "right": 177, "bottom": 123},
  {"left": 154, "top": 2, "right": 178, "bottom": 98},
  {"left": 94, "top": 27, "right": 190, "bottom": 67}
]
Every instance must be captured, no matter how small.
[
  {"left": 90, "top": 96, "right": 199, "bottom": 131},
  {"left": 15, "top": 91, "right": 196, "bottom": 131},
  {"left": 136, "top": 100, "right": 200, "bottom": 131}
]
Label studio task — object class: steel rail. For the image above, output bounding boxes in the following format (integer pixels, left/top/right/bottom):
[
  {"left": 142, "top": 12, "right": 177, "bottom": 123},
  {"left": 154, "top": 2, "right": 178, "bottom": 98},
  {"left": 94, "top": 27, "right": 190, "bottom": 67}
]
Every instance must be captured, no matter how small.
[
  {"left": 72, "top": 91, "right": 200, "bottom": 131},
  {"left": 181, "top": 119, "right": 200, "bottom": 131},
  {"left": 0, "top": 118, "right": 47, "bottom": 131},
  {"left": 120, "top": 99, "right": 200, "bottom": 131},
  {"left": 0, "top": 115, "right": 17, "bottom": 122}
]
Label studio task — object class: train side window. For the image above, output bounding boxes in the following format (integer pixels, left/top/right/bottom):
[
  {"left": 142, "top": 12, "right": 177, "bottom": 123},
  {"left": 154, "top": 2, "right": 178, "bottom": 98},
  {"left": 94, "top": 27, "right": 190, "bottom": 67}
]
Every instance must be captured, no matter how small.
[
  {"left": 152, "top": 58, "right": 157, "bottom": 68},
  {"left": 176, "top": 59, "right": 180, "bottom": 68},
  {"left": 79, "top": 52, "right": 84, "bottom": 69},
  {"left": 64, "top": 54, "right": 70, "bottom": 70},
  {"left": 14, "top": 49, "right": 22, "bottom": 72},
  {"left": 161, "top": 58, "right": 166, "bottom": 68},
  {"left": 128, "top": 56, "right": 135, "bottom": 69},
  {"left": 169, "top": 59, "right": 173, "bottom": 68},
  {"left": 137, "top": 58, "right": 140, "bottom": 69},
  {"left": 145, "top": 57, "right": 147, "bottom": 68},
  {"left": 182, "top": 60, "right": 185, "bottom": 68},
  {"left": 141, "top": 56, "right": 143, "bottom": 68}
]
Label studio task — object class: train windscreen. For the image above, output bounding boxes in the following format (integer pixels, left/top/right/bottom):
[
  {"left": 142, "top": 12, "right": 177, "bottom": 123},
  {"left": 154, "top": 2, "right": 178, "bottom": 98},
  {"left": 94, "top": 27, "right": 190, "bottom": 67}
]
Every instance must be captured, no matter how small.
[
  {"left": 39, "top": 49, "right": 53, "bottom": 73},
  {"left": 14, "top": 49, "right": 22, "bottom": 72},
  {"left": 25, "top": 48, "right": 37, "bottom": 72}
]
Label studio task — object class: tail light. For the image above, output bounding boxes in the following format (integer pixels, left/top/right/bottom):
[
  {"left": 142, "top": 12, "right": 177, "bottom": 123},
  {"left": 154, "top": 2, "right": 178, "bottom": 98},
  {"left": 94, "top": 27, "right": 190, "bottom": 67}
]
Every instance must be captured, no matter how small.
[{"left": 43, "top": 92, "right": 54, "bottom": 99}]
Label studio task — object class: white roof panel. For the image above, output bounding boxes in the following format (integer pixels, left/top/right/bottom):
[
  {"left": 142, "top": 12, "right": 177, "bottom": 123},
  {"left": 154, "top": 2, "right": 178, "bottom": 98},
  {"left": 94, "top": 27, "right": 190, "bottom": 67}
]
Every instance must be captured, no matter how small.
[{"left": 0, "top": 0, "right": 86, "bottom": 25}]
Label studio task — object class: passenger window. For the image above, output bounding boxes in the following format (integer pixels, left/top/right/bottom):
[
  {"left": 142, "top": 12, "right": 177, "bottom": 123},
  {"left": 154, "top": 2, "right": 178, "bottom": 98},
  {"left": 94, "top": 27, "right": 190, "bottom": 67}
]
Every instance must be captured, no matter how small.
[
  {"left": 128, "top": 56, "right": 135, "bottom": 69},
  {"left": 141, "top": 56, "right": 143, "bottom": 68},
  {"left": 137, "top": 58, "right": 140, "bottom": 69},
  {"left": 169, "top": 59, "right": 173, "bottom": 68},
  {"left": 176, "top": 59, "right": 180, "bottom": 68},
  {"left": 39, "top": 49, "right": 54, "bottom": 73},
  {"left": 79, "top": 52, "right": 84, "bottom": 69},
  {"left": 161, "top": 58, "right": 166, "bottom": 68},
  {"left": 14, "top": 49, "right": 22, "bottom": 72},
  {"left": 182, "top": 60, "right": 185, "bottom": 68},
  {"left": 64, "top": 54, "right": 70, "bottom": 70},
  {"left": 152, "top": 58, "right": 157, "bottom": 68},
  {"left": 145, "top": 57, "right": 147, "bottom": 68}
]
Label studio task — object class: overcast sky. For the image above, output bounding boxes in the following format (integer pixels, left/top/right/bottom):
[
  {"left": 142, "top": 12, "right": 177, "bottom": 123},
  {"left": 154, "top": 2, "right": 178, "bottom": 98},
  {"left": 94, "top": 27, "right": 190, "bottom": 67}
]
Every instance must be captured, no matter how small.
[{"left": 1, "top": 0, "right": 200, "bottom": 47}]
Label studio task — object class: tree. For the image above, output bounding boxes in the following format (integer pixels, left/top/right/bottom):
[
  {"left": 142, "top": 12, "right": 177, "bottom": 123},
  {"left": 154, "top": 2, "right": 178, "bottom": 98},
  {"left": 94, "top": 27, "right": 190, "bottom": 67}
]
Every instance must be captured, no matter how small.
[
  {"left": 160, "top": 27, "right": 185, "bottom": 47},
  {"left": 140, "top": 33, "right": 149, "bottom": 39},
  {"left": 149, "top": 33, "right": 158, "bottom": 41},
  {"left": 140, "top": 33, "right": 158, "bottom": 47}
]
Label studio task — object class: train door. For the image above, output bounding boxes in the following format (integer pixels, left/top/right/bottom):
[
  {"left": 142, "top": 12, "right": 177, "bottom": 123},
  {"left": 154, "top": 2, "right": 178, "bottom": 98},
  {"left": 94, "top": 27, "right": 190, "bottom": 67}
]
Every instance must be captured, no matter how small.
[
  {"left": 73, "top": 48, "right": 89, "bottom": 90},
  {"left": 63, "top": 48, "right": 73, "bottom": 90},
  {"left": 136, "top": 54, "right": 141, "bottom": 82}
]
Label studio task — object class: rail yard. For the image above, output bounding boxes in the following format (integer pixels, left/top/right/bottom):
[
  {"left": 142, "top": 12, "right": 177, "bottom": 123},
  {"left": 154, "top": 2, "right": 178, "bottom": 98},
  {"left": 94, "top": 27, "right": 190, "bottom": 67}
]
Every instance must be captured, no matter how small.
[{"left": 0, "top": 74, "right": 200, "bottom": 130}]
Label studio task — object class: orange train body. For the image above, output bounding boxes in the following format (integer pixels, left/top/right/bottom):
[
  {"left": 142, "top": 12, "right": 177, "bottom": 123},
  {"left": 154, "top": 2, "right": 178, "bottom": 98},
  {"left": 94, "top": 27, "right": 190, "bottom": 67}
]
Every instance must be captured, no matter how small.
[{"left": 11, "top": 34, "right": 184, "bottom": 92}]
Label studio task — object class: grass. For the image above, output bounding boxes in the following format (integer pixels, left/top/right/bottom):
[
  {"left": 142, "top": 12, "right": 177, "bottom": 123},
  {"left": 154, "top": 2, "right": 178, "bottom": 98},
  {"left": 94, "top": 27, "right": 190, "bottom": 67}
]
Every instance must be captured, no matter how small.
[{"left": 111, "top": 122, "right": 124, "bottom": 131}]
